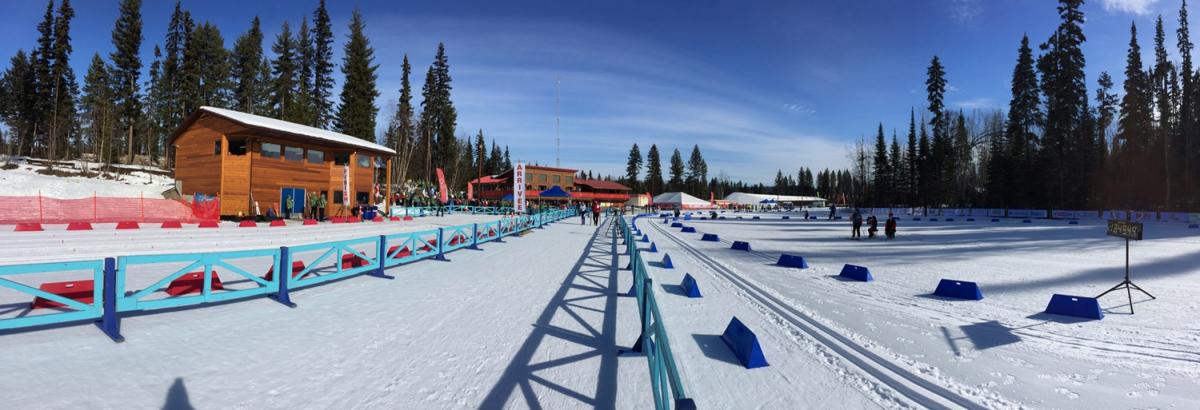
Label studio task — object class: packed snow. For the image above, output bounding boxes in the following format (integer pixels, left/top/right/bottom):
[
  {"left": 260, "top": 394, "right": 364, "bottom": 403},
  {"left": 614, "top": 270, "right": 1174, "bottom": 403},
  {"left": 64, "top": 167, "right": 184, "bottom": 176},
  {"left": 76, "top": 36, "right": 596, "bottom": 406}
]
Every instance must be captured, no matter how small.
[{"left": 0, "top": 156, "right": 175, "bottom": 198}]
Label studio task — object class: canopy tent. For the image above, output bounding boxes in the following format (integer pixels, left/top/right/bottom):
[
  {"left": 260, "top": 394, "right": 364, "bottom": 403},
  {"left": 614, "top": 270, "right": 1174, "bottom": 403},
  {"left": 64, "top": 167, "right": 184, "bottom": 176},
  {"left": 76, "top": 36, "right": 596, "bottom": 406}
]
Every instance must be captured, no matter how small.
[
  {"left": 651, "top": 192, "right": 713, "bottom": 209},
  {"left": 724, "top": 192, "right": 826, "bottom": 206},
  {"left": 500, "top": 193, "right": 514, "bottom": 202},
  {"left": 538, "top": 185, "right": 571, "bottom": 199}
]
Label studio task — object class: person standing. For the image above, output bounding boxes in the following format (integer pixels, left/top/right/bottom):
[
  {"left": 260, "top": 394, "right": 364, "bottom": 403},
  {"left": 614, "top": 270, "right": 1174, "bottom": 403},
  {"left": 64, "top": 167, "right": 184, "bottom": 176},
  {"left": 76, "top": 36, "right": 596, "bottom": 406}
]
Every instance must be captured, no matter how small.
[
  {"left": 578, "top": 202, "right": 587, "bottom": 224},
  {"left": 851, "top": 209, "right": 862, "bottom": 239},
  {"left": 885, "top": 213, "right": 897, "bottom": 240},
  {"left": 829, "top": 204, "right": 838, "bottom": 220},
  {"left": 285, "top": 195, "right": 294, "bottom": 219},
  {"left": 591, "top": 201, "right": 601, "bottom": 226},
  {"left": 867, "top": 215, "right": 878, "bottom": 238}
]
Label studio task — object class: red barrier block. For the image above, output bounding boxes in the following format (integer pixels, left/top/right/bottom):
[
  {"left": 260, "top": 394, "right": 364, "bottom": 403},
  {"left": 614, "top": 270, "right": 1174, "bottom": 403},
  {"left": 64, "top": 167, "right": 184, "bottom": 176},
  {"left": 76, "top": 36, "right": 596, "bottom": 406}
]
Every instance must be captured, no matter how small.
[
  {"left": 165, "top": 271, "right": 224, "bottom": 296},
  {"left": 116, "top": 221, "right": 139, "bottom": 230},
  {"left": 31, "top": 280, "right": 94, "bottom": 309},
  {"left": 331, "top": 217, "right": 345, "bottom": 224},
  {"left": 66, "top": 222, "right": 93, "bottom": 231},
  {"left": 373, "top": 216, "right": 384, "bottom": 222},
  {"left": 448, "top": 234, "right": 467, "bottom": 246},
  {"left": 403, "top": 216, "right": 414, "bottom": 221},
  {"left": 264, "top": 261, "right": 308, "bottom": 281},
  {"left": 238, "top": 220, "right": 257, "bottom": 228},
  {"left": 161, "top": 220, "right": 183, "bottom": 229},
  {"left": 389, "top": 216, "right": 401, "bottom": 221},
  {"left": 15, "top": 223, "right": 43, "bottom": 232},
  {"left": 341, "top": 253, "right": 369, "bottom": 269},
  {"left": 303, "top": 219, "right": 318, "bottom": 225},
  {"left": 269, "top": 220, "right": 287, "bottom": 227},
  {"left": 388, "top": 246, "right": 412, "bottom": 259},
  {"left": 198, "top": 220, "right": 219, "bottom": 228}
]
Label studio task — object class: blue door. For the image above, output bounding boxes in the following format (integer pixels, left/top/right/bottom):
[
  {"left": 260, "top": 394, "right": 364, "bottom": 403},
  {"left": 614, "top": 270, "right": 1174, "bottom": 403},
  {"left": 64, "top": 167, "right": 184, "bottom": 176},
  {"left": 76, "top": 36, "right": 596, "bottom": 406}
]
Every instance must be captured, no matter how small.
[{"left": 281, "top": 188, "right": 306, "bottom": 219}]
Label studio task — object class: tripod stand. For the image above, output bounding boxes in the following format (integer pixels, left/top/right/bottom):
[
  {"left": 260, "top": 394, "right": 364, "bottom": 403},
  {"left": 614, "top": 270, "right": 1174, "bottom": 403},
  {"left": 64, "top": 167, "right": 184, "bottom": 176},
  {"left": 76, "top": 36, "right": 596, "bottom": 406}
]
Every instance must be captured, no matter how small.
[{"left": 1096, "top": 238, "right": 1155, "bottom": 314}]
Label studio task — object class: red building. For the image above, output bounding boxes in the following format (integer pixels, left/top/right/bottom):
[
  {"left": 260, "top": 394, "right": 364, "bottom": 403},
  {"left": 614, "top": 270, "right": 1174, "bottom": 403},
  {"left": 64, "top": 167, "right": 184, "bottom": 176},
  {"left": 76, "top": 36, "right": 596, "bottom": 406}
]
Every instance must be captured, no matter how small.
[{"left": 469, "top": 165, "right": 631, "bottom": 205}]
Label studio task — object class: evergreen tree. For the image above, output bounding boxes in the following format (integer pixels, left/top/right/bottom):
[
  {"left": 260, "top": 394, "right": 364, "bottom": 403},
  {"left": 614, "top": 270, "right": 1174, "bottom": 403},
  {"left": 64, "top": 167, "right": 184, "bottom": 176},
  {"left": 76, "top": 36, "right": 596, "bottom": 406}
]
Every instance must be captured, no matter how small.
[
  {"left": 161, "top": 1, "right": 190, "bottom": 130},
  {"left": 181, "top": 23, "right": 231, "bottom": 109},
  {"left": 646, "top": 144, "right": 663, "bottom": 194},
  {"left": 110, "top": 0, "right": 142, "bottom": 164},
  {"left": 32, "top": 0, "right": 54, "bottom": 158},
  {"left": 926, "top": 56, "right": 948, "bottom": 206},
  {"left": 394, "top": 55, "right": 415, "bottom": 181},
  {"left": 889, "top": 132, "right": 903, "bottom": 205},
  {"left": 502, "top": 146, "right": 511, "bottom": 170},
  {"left": 334, "top": 10, "right": 379, "bottom": 141},
  {"left": 625, "top": 143, "right": 642, "bottom": 191},
  {"left": 1037, "top": 0, "right": 1091, "bottom": 208},
  {"left": 1180, "top": 0, "right": 1197, "bottom": 206},
  {"left": 232, "top": 17, "right": 265, "bottom": 114},
  {"left": 1116, "top": 22, "right": 1155, "bottom": 208},
  {"left": 431, "top": 43, "right": 458, "bottom": 175},
  {"left": 1094, "top": 72, "right": 1118, "bottom": 207},
  {"left": 686, "top": 144, "right": 707, "bottom": 195},
  {"left": 1153, "top": 16, "right": 1176, "bottom": 206},
  {"left": 917, "top": 120, "right": 932, "bottom": 207},
  {"left": 271, "top": 21, "right": 298, "bottom": 120},
  {"left": 1, "top": 51, "right": 37, "bottom": 157},
  {"left": 49, "top": 0, "right": 77, "bottom": 162},
  {"left": 872, "top": 123, "right": 890, "bottom": 206},
  {"left": 1005, "top": 35, "right": 1043, "bottom": 208},
  {"left": 311, "top": 0, "right": 335, "bottom": 127},
  {"left": 295, "top": 19, "right": 316, "bottom": 126},
  {"left": 488, "top": 141, "right": 502, "bottom": 174},
  {"left": 668, "top": 148, "right": 685, "bottom": 191},
  {"left": 474, "top": 130, "right": 486, "bottom": 178},
  {"left": 906, "top": 109, "right": 918, "bottom": 204}
]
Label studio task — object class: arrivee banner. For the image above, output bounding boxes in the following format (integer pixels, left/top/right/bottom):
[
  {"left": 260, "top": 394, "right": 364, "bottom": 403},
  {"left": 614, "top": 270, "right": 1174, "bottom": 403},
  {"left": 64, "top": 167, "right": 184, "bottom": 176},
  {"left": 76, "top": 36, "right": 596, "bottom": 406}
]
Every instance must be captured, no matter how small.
[{"left": 513, "top": 162, "right": 526, "bottom": 213}]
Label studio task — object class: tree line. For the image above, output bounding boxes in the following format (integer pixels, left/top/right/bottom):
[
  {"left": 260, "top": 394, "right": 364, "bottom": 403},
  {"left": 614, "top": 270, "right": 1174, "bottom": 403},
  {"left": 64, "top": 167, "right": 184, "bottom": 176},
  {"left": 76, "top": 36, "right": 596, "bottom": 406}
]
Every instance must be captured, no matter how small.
[
  {"left": 850, "top": 0, "right": 1200, "bottom": 212},
  {"left": 0, "top": 0, "right": 512, "bottom": 194}
]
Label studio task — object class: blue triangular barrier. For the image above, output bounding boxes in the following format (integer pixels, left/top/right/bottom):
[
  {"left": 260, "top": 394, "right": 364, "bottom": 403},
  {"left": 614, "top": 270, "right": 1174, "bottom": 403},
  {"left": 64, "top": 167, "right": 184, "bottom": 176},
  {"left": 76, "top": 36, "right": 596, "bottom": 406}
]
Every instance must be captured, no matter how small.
[
  {"left": 913, "top": 217, "right": 922, "bottom": 221},
  {"left": 1190, "top": 224, "right": 1199, "bottom": 229},
  {"left": 681, "top": 226, "right": 696, "bottom": 233},
  {"left": 838, "top": 264, "right": 873, "bottom": 282},
  {"left": 640, "top": 234, "right": 649, "bottom": 243},
  {"left": 681, "top": 273, "right": 702, "bottom": 298},
  {"left": 701, "top": 233, "right": 720, "bottom": 242},
  {"left": 1022, "top": 219, "right": 1032, "bottom": 223},
  {"left": 719, "top": 216, "right": 727, "bottom": 220},
  {"left": 684, "top": 214, "right": 692, "bottom": 221},
  {"left": 966, "top": 218, "right": 975, "bottom": 222},
  {"left": 731, "top": 241, "right": 751, "bottom": 251},
  {"left": 933, "top": 279, "right": 983, "bottom": 300},
  {"left": 991, "top": 218, "right": 1000, "bottom": 222},
  {"left": 834, "top": 216, "right": 843, "bottom": 220},
  {"left": 1068, "top": 220, "right": 1079, "bottom": 225},
  {"left": 752, "top": 216, "right": 760, "bottom": 220},
  {"left": 777, "top": 254, "right": 808, "bottom": 269},
  {"left": 782, "top": 216, "right": 790, "bottom": 220},
  {"left": 648, "top": 242, "right": 658, "bottom": 253},
  {"left": 1044, "top": 294, "right": 1103, "bottom": 320},
  {"left": 671, "top": 222, "right": 684, "bottom": 228},
  {"left": 945, "top": 218, "right": 954, "bottom": 222},
  {"left": 929, "top": 218, "right": 938, "bottom": 222},
  {"left": 809, "top": 216, "right": 817, "bottom": 220},
  {"left": 721, "top": 317, "right": 769, "bottom": 369},
  {"left": 661, "top": 253, "right": 674, "bottom": 269},
  {"left": 662, "top": 218, "right": 669, "bottom": 224}
]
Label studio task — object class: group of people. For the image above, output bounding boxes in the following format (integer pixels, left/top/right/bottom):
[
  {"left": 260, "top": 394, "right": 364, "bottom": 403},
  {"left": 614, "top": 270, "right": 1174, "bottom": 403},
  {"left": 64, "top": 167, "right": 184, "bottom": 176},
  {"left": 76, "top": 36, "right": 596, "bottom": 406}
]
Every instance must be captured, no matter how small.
[
  {"left": 576, "top": 201, "right": 603, "bottom": 226},
  {"left": 850, "top": 209, "right": 897, "bottom": 240}
]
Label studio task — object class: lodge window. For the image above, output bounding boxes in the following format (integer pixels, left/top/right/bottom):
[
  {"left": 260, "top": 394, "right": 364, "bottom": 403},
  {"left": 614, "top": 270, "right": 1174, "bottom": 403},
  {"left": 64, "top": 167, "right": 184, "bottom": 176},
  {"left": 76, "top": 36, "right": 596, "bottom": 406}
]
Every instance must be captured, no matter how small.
[
  {"left": 307, "top": 149, "right": 324, "bottom": 164},
  {"left": 333, "top": 190, "right": 344, "bottom": 204},
  {"left": 565, "top": 176, "right": 573, "bottom": 185},
  {"left": 538, "top": 174, "right": 546, "bottom": 182},
  {"left": 214, "top": 140, "right": 221, "bottom": 155},
  {"left": 227, "top": 139, "right": 247, "bottom": 155},
  {"left": 334, "top": 152, "right": 350, "bottom": 165},
  {"left": 283, "top": 146, "right": 303, "bottom": 162},
  {"left": 261, "top": 143, "right": 281, "bottom": 159},
  {"left": 553, "top": 175, "right": 561, "bottom": 183},
  {"left": 358, "top": 155, "right": 371, "bottom": 168}
]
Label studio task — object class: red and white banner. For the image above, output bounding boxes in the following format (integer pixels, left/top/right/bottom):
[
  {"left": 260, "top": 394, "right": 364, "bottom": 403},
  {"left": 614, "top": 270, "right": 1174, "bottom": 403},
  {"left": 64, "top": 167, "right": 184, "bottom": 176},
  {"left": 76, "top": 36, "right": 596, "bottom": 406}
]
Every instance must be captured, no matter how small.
[
  {"left": 436, "top": 168, "right": 449, "bottom": 204},
  {"left": 342, "top": 165, "right": 351, "bottom": 205},
  {"left": 514, "top": 162, "right": 527, "bottom": 213},
  {"left": 466, "top": 182, "right": 474, "bottom": 201}
]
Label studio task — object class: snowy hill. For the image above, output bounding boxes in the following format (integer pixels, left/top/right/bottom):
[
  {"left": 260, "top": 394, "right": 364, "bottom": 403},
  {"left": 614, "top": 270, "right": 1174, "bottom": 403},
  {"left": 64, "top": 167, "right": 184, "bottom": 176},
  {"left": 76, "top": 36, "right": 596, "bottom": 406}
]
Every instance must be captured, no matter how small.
[{"left": 0, "top": 156, "right": 175, "bottom": 198}]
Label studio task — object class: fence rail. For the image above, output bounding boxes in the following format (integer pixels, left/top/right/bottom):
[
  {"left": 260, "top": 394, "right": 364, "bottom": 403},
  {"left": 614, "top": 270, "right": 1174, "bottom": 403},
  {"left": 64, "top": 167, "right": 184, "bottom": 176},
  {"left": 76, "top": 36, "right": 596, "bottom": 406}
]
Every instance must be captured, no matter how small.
[
  {"left": 0, "top": 209, "right": 577, "bottom": 341},
  {"left": 617, "top": 215, "right": 694, "bottom": 409}
]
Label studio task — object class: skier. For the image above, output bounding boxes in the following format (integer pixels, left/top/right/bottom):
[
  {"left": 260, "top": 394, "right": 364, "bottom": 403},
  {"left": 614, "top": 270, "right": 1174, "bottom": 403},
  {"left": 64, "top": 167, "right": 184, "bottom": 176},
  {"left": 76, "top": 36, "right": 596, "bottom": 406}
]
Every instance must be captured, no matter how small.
[
  {"left": 829, "top": 204, "right": 838, "bottom": 220},
  {"left": 851, "top": 209, "right": 862, "bottom": 239},
  {"left": 885, "top": 213, "right": 897, "bottom": 240},
  {"left": 867, "top": 215, "right": 878, "bottom": 238},
  {"left": 591, "top": 201, "right": 601, "bottom": 226},
  {"left": 803, "top": 209, "right": 809, "bottom": 220},
  {"left": 285, "top": 195, "right": 294, "bottom": 219},
  {"left": 578, "top": 202, "right": 587, "bottom": 224}
]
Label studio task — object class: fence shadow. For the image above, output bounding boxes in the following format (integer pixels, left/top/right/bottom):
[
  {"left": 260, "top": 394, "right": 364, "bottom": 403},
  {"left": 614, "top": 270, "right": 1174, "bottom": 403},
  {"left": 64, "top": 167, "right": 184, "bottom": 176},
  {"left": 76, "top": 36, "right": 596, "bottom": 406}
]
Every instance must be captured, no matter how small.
[{"left": 479, "top": 217, "right": 620, "bottom": 410}]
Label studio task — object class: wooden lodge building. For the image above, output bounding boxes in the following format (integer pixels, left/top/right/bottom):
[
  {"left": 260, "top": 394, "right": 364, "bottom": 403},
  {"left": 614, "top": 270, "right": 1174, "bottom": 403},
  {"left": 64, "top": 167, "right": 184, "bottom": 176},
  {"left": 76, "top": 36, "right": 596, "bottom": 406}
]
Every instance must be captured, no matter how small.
[
  {"left": 469, "top": 165, "right": 632, "bottom": 205},
  {"left": 170, "top": 106, "right": 395, "bottom": 218}
]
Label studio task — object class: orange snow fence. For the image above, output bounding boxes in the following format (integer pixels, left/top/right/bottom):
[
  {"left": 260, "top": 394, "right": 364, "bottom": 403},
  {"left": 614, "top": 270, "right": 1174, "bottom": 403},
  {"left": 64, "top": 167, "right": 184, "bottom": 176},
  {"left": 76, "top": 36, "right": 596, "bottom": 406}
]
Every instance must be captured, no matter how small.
[{"left": 0, "top": 193, "right": 219, "bottom": 225}]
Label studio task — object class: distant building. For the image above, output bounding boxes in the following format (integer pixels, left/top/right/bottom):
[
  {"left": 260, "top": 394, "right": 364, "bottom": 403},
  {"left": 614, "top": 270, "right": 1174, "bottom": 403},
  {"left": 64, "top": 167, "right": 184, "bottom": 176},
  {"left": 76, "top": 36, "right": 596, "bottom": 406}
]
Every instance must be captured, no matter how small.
[
  {"left": 169, "top": 106, "right": 395, "bottom": 217},
  {"left": 469, "top": 165, "right": 631, "bottom": 205}
]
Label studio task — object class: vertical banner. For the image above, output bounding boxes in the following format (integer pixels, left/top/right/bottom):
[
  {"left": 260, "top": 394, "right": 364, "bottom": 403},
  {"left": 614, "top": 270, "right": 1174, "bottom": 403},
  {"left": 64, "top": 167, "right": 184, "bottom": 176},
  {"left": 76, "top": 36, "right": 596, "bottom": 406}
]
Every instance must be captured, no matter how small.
[
  {"left": 514, "top": 162, "right": 527, "bottom": 213},
  {"left": 342, "top": 165, "right": 351, "bottom": 205},
  {"left": 467, "top": 182, "right": 474, "bottom": 201},
  {"left": 436, "top": 168, "right": 449, "bottom": 204}
]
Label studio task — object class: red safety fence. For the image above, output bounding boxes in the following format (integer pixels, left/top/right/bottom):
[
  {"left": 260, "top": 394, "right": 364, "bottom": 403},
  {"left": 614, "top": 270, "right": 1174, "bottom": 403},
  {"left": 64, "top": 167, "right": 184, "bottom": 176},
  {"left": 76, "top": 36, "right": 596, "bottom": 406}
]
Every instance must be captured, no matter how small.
[{"left": 0, "top": 194, "right": 219, "bottom": 224}]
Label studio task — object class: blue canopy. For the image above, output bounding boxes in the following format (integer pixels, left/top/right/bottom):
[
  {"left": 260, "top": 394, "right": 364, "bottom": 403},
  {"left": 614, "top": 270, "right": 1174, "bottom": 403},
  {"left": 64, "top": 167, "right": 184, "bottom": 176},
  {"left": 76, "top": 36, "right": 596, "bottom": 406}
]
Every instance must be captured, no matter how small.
[
  {"left": 501, "top": 193, "right": 514, "bottom": 201},
  {"left": 759, "top": 198, "right": 776, "bottom": 204},
  {"left": 539, "top": 185, "right": 571, "bottom": 198}
]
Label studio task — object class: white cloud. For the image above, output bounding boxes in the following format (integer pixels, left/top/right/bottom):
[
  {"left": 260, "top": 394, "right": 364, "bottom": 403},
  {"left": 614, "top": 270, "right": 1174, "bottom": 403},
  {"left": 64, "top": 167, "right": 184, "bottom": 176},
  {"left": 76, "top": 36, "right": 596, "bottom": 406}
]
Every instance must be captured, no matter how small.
[
  {"left": 1099, "top": 0, "right": 1160, "bottom": 15},
  {"left": 783, "top": 104, "right": 817, "bottom": 114},
  {"left": 951, "top": 98, "right": 998, "bottom": 110},
  {"left": 950, "top": 0, "right": 983, "bottom": 24}
]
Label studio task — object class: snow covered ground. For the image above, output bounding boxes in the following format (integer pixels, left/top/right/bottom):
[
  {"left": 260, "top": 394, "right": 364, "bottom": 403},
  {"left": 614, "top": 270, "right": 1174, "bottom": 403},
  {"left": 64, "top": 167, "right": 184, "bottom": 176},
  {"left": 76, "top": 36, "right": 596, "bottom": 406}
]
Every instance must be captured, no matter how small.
[
  {"left": 639, "top": 211, "right": 1200, "bottom": 409},
  {"left": 0, "top": 216, "right": 662, "bottom": 409},
  {"left": 0, "top": 157, "right": 175, "bottom": 198}
]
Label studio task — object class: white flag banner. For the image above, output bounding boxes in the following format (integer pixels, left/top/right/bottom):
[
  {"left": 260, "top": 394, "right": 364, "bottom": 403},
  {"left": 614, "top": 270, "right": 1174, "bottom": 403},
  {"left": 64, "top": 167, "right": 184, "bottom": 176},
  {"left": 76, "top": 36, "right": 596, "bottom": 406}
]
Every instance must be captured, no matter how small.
[{"left": 513, "top": 162, "right": 527, "bottom": 213}]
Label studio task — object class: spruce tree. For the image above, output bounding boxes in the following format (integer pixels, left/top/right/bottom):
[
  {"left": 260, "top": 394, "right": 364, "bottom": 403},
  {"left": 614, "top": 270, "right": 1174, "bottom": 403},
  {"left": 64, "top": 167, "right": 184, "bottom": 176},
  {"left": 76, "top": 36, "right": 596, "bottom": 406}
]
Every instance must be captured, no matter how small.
[
  {"left": 110, "top": 0, "right": 142, "bottom": 164},
  {"left": 295, "top": 19, "right": 315, "bottom": 126},
  {"left": 889, "top": 132, "right": 902, "bottom": 206},
  {"left": 431, "top": 43, "right": 458, "bottom": 174},
  {"left": 162, "top": 2, "right": 189, "bottom": 127},
  {"left": 395, "top": 55, "right": 415, "bottom": 179},
  {"left": 474, "top": 130, "right": 486, "bottom": 178},
  {"left": 625, "top": 143, "right": 642, "bottom": 191},
  {"left": 50, "top": 0, "right": 77, "bottom": 162},
  {"left": 33, "top": 0, "right": 54, "bottom": 159},
  {"left": 1116, "top": 22, "right": 1155, "bottom": 208},
  {"left": 687, "top": 144, "right": 707, "bottom": 195},
  {"left": 502, "top": 146, "right": 511, "bottom": 170},
  {"left": 917, "top": 120, "right": 932, "bottom": 207},
  {"left": 1153, "top": 16, "right": 1175, "bottom": 206},
  {"left": 232, "top": 17, "right": 265, "bottom": 114},
  {"left": 906, "top": 109, "right": 918, "bottom": 204},
  {"left": 1005, "top": 35, "right": 1043, "bottom": 208},
  {"left": 2, "top": 51, "right": 37, "bottom": 157},
  {"left": 334, "top": 10, "right": 379, "bottom": 141},
  {"left": 1037, "top": 0, "right": 1091, "bottom": 208},
  {"left": 872, "top": 123, "right": 890, "bottom": 206},
  {"left": 668, "top": 148, "right": 685, "bottom": 191},
  {"left": 80, "top": 54, "right": 112, "bottom": 162},
  {"left": 271, "top": 21, "right": 298, "bottom": 120},
  {"left": 646, "top": 144, "right": 663, "bottom": 194},
  {"left": 926, "top": 56, "right": 948, "bottom": 206},
  {"left": 1180, "top": 0, "right": 1197, "bottom": 206},
  {"left": 311, "top": 0, "right": 335, "bottom": 127},
  {"left": 182, "top": 23, "right": 230, "bottom": 109}
]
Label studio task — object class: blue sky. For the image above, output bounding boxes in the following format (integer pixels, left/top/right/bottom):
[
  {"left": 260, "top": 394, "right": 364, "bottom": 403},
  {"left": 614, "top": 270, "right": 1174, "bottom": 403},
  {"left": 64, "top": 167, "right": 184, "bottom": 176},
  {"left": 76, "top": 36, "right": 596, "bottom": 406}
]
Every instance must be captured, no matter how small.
[{"left": 0, "top": 0, "right": 1184, "bottom": 183}]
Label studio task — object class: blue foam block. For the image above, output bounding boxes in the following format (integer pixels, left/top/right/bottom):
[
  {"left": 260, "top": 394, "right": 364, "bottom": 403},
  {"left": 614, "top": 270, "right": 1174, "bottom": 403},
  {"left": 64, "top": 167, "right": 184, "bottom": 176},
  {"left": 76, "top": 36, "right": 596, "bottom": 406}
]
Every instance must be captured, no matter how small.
[
  {"left": 966, "top": 218, "right": 975, "bottom": 222},
  {"left": 684, "top": 214, "right": 692, "bottom": 221},
  {"left": 640, "top": 234, "right": 649, "bottom": 242},
  {"left": 731, "top": 241, "right": 752, "bottom": 251},
  {"left": 991, "top": 218, "right": 1000, "bottom": 222},
  {"left": 834, "top": 216, "right": 844, "bottom": 220},
  {"left": 752, "top": 216, "right": 760, "bottom": 220},
  {"left": 721, "top": 317, "right": 769, "bottom": 369},
  {"left": 809, "top": 216, "right": 817, "bottom": 220},
  {"left": 838, "top": 264, "right": 873, "bottom": 282},
  {"left": 1022, "top": 219, "right": 1032, "bottom": 223},
  {"left": 671, "top": 222, "right": 684, "bottom": 228},
  {"left": 1189, "top": 224, "right": 1198, "bottom": 229},
  {"left": 776, "top": 254, "right": 808, "bottom": 269},
  {"left": 913, "top": 217, "right": 922, "bottom": 221},
  {"left": 648, "top": 242, "right": 658, "bottom": 253},
  {"left": 662, "top": 218, "right": 669, "bottom": 224},
  {"left": 701, "top": 233, "right": 720, "bottom": 241},
  {"left": 782, "top": 216, "right": 790, "bottom": 220},
  {"left": 719, "top": 216, "right": 727, "bottom": 220},
  {"left": 1068, "top": 220, "right": 1079, "bottom": 225},
  {"left": 1044, "top": 294, "right": 1103, "bottom": 320},
  {"left": 945, "top": 218, "right": 955, "bottom": 222},
  {"left": 681, "top": 226, "right": 697, "bottom": 233},
  {"left": 929, "top": 218, "right": 939, "bottom": 222},
  {"left": 661, "top": 253, "right": 674, "bottom": 269},
  {"left": 681, "top": 273, "right": 702, "bottom": 298},
  {"left": 933, "top": 279, "right": 983, "bottom": 300}
]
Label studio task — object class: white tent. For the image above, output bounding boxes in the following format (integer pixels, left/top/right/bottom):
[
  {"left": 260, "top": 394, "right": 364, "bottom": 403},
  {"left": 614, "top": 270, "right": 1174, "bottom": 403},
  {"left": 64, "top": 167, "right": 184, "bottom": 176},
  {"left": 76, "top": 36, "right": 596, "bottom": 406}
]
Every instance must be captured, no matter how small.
[
  {"left": 651, "top": 192, "right": 712, "bottom": 209},
  {"left": 724, "top": 192, "right": 826, "bottom": 207}
]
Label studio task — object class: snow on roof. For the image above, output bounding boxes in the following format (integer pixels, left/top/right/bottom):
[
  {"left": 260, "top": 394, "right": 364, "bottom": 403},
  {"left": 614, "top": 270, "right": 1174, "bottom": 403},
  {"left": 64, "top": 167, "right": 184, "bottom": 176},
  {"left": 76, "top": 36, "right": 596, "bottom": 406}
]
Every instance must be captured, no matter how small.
[
  {"left": 723, "top": 192, "right": 826, "bottom": 205},
  {"left": 196, "top": 106, "right": 396, "bottom": 155}
]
